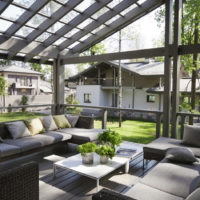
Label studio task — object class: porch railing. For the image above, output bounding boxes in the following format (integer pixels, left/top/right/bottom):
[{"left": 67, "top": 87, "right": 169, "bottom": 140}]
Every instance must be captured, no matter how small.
[
  {"left": 64, "top": 104, "right": 163, "bottom": 138},
  {"left": 1, "top": 103, "right": 200, "bottom": 140}
]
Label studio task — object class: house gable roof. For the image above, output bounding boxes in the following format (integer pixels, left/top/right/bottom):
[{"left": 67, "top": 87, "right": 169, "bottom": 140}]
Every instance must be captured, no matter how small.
[
  {"left": 0, "top": 65, "right": 42, "bottom": 75},
  {"left": 66, "top": 61, "right": 164, "bottom": 81}
]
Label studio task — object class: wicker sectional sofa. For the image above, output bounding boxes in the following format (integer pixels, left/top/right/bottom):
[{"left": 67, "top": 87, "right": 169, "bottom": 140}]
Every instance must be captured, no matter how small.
[
  {"left": 0, "top": 115, "right": 103, "bottom": 162},
  {"left": 93, "top": 125, "right": 200, "bottom": 200}
]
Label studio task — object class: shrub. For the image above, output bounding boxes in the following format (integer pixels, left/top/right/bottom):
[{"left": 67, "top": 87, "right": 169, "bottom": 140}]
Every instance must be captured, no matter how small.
[
  {"left": 95, "top": 145, "right": 115, "bottom": 159},
  {"left": 98, "top": 129, "right": 122, "bottom": 148},
  {"left": 78, "top": 142, "right": 97, "bottom": 156},
  {"left": 21, "top": 95, "right": 29, "bottom": 112},
  {"left": 66, "top": 95, "right": 82, "bottom": 114}
]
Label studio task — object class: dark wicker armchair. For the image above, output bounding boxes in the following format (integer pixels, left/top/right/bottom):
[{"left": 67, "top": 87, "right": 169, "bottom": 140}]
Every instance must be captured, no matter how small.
[
  {"left": 0, "top": 162, "right": 39, "bottom": 200},
  {"left": 92, "top": 188, "right": 136, "bottom": 200}
]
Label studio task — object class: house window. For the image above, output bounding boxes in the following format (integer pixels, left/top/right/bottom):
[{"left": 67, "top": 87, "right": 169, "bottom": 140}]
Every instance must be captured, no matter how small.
[
  {"left": 84, "top": 93, "right": 91, "bottom": 103},
  {"left": 147, "top": 95, "right": 155, "bottom": 103}
]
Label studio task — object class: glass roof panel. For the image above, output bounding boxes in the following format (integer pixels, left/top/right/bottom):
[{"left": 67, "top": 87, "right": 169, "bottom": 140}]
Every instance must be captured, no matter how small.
[
  {"left": 1, "top": 5, "right": 25, "bottom": 21},
  {"left": 137, "top": 0, "right": 146, "bottom": 4},
  {"left": 53, "top": 37, "right": 66, "bottom": 46},
  {"left": 47, "top": 22, "right": 65, "bottom": 33},
  {"left": 35, "top": 32, "right": 52, "bottom": 42},
  {"left": 120, "top": 4, "right": 137, "bottom": 16},
  {"left": 77, "top": 18, "right": 93, "bottom": 29},
  {"left": 0, "top": 19, "right": 13, "bottom": 32},
  {"left": 79, "top": 33, "right": 92, "bottom": 41},
  {"left": 60, "top": 10, "right": 79, "bottom": 24},
  {"left": 13, "top": 0, "right": 37, "bottom": 8},
  {"left": 26, "top": 14, "right": 47, "bottom": 28},
  {"left": 39, "top": 1, "right": 62, "bottom": 17},
  {"left": 107, "top": 1, "right": 120, "bottom": 9},
  {"left": 91, "top": 7, "right": 109, "bottom": 19},
  {"left": 65, "top": 28, "right": 80, "bottom": 37},
  {"left": 74, "top": 0, "right": 96, "bottom": 12},
  {"left": 15, "top": 26, "right": 34, "bottom": 37},
  {"left": 56, "top": 0, "right": 70, "bottom": 4},
  {"left": 68, "top": 41, "right": 80, "bottom": 49},
  {"left": 91, "top": 24, "right": 106, "bottom": 34},
  {"left": 105, "top": 15, "right": 121, "bottom": 25}
]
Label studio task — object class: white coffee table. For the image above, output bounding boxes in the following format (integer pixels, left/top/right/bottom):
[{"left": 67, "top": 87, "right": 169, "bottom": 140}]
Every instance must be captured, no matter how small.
[{"left": 53, "top": 142, "right": 142, "bottom": 192}]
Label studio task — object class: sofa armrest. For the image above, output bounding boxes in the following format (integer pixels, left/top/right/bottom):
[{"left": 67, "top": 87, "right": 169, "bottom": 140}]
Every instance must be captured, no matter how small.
[
  {"left": 0, "top": 162, "right": 39, "bottom": 200},
  {"left": 76, "top": 116, "right": 94, "bottom": 129},
  {"left": 92, "top": 189, "right": 136, "bottom": 200}
]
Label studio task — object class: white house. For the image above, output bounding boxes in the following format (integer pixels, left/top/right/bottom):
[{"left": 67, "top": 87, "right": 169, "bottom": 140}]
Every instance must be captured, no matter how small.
[{"left": 66, "top": 61, "right": 200, "bottom": 115}]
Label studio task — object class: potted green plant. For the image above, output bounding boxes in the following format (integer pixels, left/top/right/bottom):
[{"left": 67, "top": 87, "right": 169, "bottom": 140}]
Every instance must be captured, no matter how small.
[
  {"left": 95, "top": 145, "right": 115, "bottom": 164},
  {"left": 78, "top": 142, "right": 97, "bottom": 164},
  {"left": 98, "top": 129, "right": 122, "bottom": 148}
]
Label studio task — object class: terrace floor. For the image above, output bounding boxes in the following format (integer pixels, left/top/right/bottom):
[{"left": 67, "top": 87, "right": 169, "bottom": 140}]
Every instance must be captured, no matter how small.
[
  {"left": 0, "top": 142, "right": 158, "bottom": 200},
  {"left": 39, "top": 145, "right": 157, "bottom": 200}
]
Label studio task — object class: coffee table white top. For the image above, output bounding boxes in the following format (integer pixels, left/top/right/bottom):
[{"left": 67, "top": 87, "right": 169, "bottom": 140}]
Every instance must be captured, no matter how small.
[
  {"left": 54, "top": 142, "right": 143, "bottom": 180},
  {"left": 55, "top": 153, "right": 129, "bottom": 180}
]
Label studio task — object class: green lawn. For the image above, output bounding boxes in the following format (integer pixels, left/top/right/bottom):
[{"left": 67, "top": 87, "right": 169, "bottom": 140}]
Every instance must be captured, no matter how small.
[
  {"left": 94, "top": 118, "right": 156, "bottom": 144},
  {"left": 0, "top": 112, "right": 46, "bottom": 122}
]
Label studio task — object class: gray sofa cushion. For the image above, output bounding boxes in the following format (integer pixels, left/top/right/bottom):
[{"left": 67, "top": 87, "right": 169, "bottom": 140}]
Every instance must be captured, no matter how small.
[
  {"left": 141, "top": 158, "right": 200, "bottom": 198},
  {"left": 47, "top": 131, "right": 72, "bottom": 141},
  {"left": 125, "top": 183, "right": 183, "bottom": 200},
  {"left": 3, "top": 137, "right": 42, "bottom": 152},
  {"left": 66, "top": 115, "right": 79, "bottom": 128},
  {"left": 0, "top": 143, "right": 20, "bottom": 158},
  {"left": 165, "top": 147, "right": 198, "bottom": 164},
  {"left": 40, "top": 116, "right": 58, "bottom": 131},
  {"left": 57, "top": 128, "right": 104, "bottom": 143},
  {"left": 5, "top": 121, "right": 31, "bottom": 139},
  {"left": 186, "top": 188, "right": 200, "bottom": 200},
  {"left": 144, "top": 137, "right": 200, "bottom": 158},
  {"left": 182, "top": 125, "right": 200, "bottom": 147}
]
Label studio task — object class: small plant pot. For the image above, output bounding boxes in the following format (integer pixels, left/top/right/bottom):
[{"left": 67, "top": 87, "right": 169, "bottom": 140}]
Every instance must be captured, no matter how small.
[
  {"left": 82, "top": 153, "right": 93, "bottom": 164},
  {"left": 100, "top": 156, "right": 109, "bottom": 164}
]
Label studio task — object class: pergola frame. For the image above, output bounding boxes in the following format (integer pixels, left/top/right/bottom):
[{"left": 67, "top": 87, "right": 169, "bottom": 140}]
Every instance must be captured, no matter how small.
[{"left": 0, "top": 0, "right": 200, "bottom": 138}]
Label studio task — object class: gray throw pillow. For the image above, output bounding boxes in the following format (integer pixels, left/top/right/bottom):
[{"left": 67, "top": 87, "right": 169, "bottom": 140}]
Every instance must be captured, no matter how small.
[
  {"left": 165, "top": 147, "right": 198, "bottom": 164},
  {"left": 40, "top": 115, "right": 58, "bottom": 131},
  {"left": 182, "top": 125, "right": 200, "bottom": 147},
  {"left": 5, "top": 121, "right": 31, "bottom": 139},
  {"left": 65, "top": 115, "right": 79, "bottom": 128},
  {"left": 186, "top": 188, "right": 200, "bottom": 200}
]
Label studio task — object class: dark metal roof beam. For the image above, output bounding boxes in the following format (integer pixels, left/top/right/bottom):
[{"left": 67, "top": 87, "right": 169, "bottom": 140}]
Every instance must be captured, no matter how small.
[
  {"left": 58, "top": 0, "right": 137, "bottom": 52},
  {"left": 4, "top": 0, "right": 50, "bottom": 37},
  {"left": 69, "top": 0, "right": 165, "bottom": 54},
  {"left": 24, "top": 0, "right": 113, "bottom": 61},
  {"left": 0, "top": 52, "right": 53, "bottom": 65},
  {"left": 4, "top": 0, "right": 83, "bottom": 59},
  {"left": 61, "top": 44, "right": 200, "bottom": 64},
  {"left": 0, "top": 0, "right": 13, "bottom": 15}
]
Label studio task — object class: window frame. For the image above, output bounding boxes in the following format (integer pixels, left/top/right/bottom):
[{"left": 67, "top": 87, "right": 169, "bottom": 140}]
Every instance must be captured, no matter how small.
[
  {"left": 147, "top": 95, "right": 156, "bottom": 103},
  {"left": 84, "top": 93, "right": 91, "bottom": 103}
]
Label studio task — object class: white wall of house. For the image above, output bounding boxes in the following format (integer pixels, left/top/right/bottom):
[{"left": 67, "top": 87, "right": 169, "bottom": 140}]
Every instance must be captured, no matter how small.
[
  {"left": 122, "top": 88, "right": 133, "bottom": 109},
  {"left": 134, "top": 88, "right": 162, "bottom": 110}
]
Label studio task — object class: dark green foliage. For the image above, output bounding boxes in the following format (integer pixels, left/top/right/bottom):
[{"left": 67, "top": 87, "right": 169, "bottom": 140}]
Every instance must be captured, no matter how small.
[
  {"left": 78, "top": 142, "right": 97, "bottom": 156},
  {"left": 98, "top": 129, "right": 122, "bottom": 148},
  {"left": 20, "top": 95, "right": 29, "bottom": 112},
  {"left": 95, "top": 145, "right": 115, "bottom": 159},
  {"left": 66, "top": 95, "right": 82, "bottom": 114}
]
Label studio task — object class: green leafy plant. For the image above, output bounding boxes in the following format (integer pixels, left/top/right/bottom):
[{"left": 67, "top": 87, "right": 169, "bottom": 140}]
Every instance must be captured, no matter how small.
[
  {"left": 66, "top": 95, "right": 82, "bottom": 114},
  {"left": 98, "top": 129, "right": 122, "bottom": 148},
  {"left": 78, "top": 142, "right": 97, "bottom": 156},
  {"left": 21, "top": 95, "right": 29, "bottom": 112},
  {"left": 95, "top": 145, "right": 115, "bottom": 159}
]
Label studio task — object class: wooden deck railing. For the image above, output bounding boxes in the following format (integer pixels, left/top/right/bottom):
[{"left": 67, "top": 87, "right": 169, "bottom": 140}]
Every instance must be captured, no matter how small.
[
  {"left": 1, "top": 103, "right": 200, "bottom": 140},
  {"left": 177, "top": 112, "right": 200, "bottom": 139},
  {"left": 63, "top": 104, "right": 163, "bottom": 138}
]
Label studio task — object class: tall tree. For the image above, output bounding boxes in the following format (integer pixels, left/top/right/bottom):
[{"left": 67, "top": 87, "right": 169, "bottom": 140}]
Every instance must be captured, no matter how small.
[
  {"left": 155, "top": 0, "right": 200, "bottom": 119},
  {"left": 77, "top": 43, "right": 106, "bottom": 73}
]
